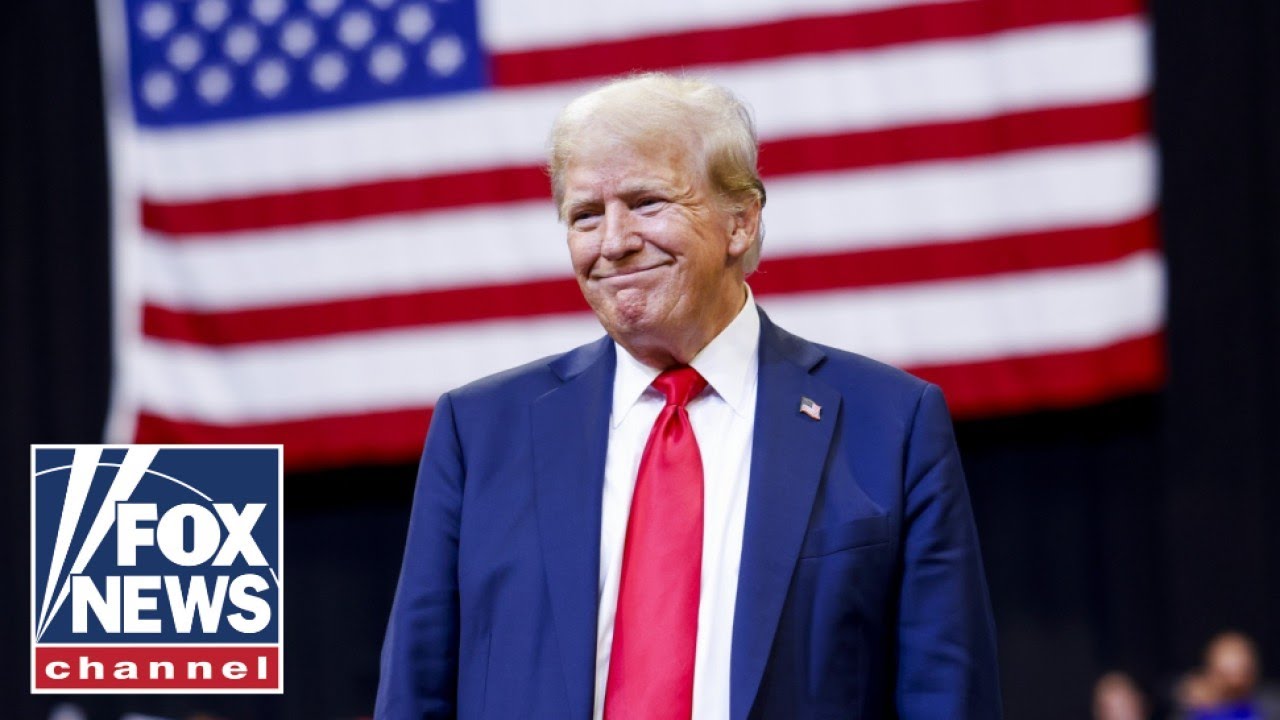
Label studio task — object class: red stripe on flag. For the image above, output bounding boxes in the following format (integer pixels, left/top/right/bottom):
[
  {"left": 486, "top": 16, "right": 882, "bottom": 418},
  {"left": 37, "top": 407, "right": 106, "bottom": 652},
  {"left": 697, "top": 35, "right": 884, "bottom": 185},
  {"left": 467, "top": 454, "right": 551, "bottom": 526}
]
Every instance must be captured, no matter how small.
[
  {"left": 140, "top": 165, "right": 550, "bottom": 237},
  {"left": 145, "top": 276, "right": 589, "bottom": 345},
  {"left": 134, "top": 407, "right": 434, "bottom": 472},
  {"left": 491, "top": 0, "right": 1143, "bottom": 87},
  {"left": 917, "top": 333, "right": 1165, "bottom": 418},
  {"left": 132, "top": 334, "right": 1164, "bottom": 470},
  {"left": 759, "top": 99, "right": 1147, "bottom": 177},
  {"left": 750, "top": 215, "right": 1157, "bottom": 294},
  {"left": 140, "top": 100, "right": 1146, "bottom": 236},
  {"left": 142, "top": 215, "right": 1156, "bottom": 346}
]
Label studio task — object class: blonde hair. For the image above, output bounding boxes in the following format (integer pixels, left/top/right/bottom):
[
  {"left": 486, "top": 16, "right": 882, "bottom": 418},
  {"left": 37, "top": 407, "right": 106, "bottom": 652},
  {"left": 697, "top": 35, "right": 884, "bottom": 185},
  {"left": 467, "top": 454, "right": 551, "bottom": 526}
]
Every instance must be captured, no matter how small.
[{"left": 548, "top": 73, "right": 767, "bottom": 272}]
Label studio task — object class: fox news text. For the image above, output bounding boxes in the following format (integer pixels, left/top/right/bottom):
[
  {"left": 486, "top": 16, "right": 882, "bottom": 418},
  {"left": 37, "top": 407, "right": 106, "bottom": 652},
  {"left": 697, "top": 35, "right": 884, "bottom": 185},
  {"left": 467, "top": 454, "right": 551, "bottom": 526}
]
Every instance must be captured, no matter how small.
[{"left": 31, "top": 445, "right": 283, "bottom": 693}]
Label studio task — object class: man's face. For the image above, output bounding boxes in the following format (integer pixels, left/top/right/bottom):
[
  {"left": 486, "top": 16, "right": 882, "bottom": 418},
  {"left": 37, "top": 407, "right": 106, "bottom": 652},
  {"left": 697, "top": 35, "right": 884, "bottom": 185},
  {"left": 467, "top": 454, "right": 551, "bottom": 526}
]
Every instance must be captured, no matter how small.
[{"left": 561, "top": 131, "right": 752, "bottom": 364}]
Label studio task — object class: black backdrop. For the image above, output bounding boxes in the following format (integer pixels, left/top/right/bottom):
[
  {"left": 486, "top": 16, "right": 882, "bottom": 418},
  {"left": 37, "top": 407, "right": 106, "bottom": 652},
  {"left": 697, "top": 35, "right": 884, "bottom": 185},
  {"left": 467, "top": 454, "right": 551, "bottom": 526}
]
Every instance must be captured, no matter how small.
[{"left": 3, "top": 1, "right": 1277, "bottom": 718}]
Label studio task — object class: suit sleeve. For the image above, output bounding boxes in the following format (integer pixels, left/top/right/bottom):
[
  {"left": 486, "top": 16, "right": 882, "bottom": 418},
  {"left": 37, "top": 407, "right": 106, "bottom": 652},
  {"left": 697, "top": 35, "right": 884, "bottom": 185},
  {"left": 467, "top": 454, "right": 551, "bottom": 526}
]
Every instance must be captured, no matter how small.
[
  {"left": 375, "top": 393, "right": 465, "bottom": 720},
  {"left": 896, "top": 384, "right": 1002, "bottom": 719}
]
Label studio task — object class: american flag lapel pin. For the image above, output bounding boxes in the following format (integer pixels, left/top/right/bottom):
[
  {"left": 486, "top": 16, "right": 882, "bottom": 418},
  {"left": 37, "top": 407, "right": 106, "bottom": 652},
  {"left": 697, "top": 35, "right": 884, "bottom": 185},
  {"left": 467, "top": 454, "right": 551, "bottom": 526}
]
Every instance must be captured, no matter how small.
[{"left": 799, "top": 396, "right": 822, "bottom": 421}]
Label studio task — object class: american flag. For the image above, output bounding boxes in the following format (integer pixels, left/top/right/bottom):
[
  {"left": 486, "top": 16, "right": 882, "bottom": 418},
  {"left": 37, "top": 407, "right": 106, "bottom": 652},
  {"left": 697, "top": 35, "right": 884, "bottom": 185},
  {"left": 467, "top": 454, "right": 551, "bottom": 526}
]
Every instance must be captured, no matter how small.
[
  {"left": 799, "top": 398, "right": 822, "bottom": 422},
  {"left": 97, "top": 0, "right": 1162, "bottom": 470}
]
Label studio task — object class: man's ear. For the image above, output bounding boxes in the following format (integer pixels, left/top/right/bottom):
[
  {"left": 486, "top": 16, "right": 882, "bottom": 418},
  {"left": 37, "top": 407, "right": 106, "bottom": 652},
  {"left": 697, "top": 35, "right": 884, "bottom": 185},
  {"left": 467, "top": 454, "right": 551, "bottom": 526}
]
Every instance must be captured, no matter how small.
[{"left": 726, "top": 196, "right": 762, "bottom": 260}]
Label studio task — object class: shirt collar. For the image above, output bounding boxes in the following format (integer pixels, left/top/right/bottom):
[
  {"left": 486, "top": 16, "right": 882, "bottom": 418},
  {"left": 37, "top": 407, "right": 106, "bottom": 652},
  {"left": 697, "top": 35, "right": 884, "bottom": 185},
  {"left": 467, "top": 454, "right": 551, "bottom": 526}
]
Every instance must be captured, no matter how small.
[{"left": 611, "top": 286, "right": 760, "bottom": 427}]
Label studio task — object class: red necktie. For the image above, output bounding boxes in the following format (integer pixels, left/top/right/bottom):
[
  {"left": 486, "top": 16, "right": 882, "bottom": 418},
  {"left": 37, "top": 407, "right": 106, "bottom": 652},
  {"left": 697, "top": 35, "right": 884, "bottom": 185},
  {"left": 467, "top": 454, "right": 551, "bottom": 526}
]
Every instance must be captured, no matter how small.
[{"left": 605, "top": 366, "right": 707, "bottom": 720}]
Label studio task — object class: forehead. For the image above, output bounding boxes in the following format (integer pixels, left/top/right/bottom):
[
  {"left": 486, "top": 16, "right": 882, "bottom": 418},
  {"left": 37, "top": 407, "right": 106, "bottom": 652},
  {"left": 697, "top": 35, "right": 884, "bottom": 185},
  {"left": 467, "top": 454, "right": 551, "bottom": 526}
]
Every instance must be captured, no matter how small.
[{"left": 562, "top": 128, "right": 702, "bottom": 192}]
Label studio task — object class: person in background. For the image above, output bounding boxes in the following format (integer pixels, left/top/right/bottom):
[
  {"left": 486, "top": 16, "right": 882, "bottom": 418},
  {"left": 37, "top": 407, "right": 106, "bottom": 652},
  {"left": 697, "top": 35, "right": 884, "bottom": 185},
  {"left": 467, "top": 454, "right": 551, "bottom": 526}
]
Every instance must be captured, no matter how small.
[
  {"left": 1095, "top": 671, "right": 1149, "bottom": 720},
  {"left": 1175, "top": 671, "right": 1220, "bottom": 718},
  {"left": 1173, "top": 632, "right": 1280, "bottom": 720}
]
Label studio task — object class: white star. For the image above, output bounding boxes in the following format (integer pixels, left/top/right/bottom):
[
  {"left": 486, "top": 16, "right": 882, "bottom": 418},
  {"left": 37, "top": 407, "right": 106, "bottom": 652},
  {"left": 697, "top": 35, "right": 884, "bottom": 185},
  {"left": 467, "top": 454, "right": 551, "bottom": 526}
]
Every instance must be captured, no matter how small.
[
  {"left": 138, "top": 2, "right": 175, "bottom": 39},
  {"left": 141, "top": 69, "right": 178, "bottom": 108},
  {"left": 251, "top": 0, "right": 286, "bottom": 25},
  {"left": 197, "top": 65, "right": 233, "bottom": 104},
  {"left": 307, "top": 0, "right": 343, "bottom": 17},
  {"left": 253, "top": 58, "right": 290, "bottom": 98},
  {"left": 310, "top": 52, "right": 349, "bottom": 91},
  {"left": 166, "top": 33, "right": 204, "bottom": 72},
  {"left": 280, "top": 18, "right": 317, "bottom": 58},
  {"left": 223, "top": 24, "right": 260, "bottom": 64},
  {"left": 368, "top": 42, "right": 406, "bottom": 83},
  {"left": 194, "top": 0, "right": 230, "bottom": 31},
  {"left": 425, "top": 34, "right": 465, "bottom": 77},
  {"left": 338, "top": 10, "right": 376, "bottom": 50},
  {"left": 395, "top": 3, "right": 432, "bottom": 43}
]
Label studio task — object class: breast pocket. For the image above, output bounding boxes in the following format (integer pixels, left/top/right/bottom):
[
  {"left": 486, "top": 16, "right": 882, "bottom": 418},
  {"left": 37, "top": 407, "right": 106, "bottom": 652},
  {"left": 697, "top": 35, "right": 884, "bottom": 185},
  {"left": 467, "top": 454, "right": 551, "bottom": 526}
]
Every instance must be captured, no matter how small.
[{"left": 799, "top": 514, "right": 894, "bottom": 558}]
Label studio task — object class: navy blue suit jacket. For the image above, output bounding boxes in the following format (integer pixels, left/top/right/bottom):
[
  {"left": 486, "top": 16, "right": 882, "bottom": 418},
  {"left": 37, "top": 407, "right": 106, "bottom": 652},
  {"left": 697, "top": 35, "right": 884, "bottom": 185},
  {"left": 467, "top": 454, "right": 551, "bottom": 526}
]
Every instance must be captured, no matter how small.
[{"left": 376, "top": 309, "right": 1001, "bottom": 719}]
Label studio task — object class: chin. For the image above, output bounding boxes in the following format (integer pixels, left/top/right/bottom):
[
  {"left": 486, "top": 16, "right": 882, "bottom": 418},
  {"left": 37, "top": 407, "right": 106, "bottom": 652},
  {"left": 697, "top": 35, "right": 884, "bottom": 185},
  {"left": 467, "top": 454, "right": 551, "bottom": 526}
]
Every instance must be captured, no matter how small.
[
  {"left": 602, "top": 308, "right": 656, "bottom": 339},
  {"left": 596, "top": 292, "right": 670, "bottom": 339}
]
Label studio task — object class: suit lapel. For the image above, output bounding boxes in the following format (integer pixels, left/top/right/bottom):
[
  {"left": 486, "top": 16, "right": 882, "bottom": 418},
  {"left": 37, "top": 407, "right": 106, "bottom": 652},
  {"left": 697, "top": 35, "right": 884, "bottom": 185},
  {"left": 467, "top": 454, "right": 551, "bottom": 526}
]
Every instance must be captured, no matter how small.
[
  {"left": 731, "top": 312, "right": 841, "bottom": 720},
  {"left": 532, "top": 337, "right": 615, "bottom": 720}
]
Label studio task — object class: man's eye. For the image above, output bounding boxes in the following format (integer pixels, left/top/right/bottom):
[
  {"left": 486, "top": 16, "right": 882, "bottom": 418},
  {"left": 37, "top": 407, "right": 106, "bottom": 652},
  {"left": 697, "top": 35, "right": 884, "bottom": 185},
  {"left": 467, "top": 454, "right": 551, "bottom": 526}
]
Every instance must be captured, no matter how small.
[{"left": 636, "top": 198, "right": 664, "bottom": 210}]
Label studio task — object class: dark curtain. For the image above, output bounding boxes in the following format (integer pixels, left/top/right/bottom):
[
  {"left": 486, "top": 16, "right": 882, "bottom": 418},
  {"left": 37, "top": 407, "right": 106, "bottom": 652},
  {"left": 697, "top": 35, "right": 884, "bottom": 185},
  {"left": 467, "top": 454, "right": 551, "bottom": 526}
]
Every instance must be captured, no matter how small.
[{"left": 3, "top": 1, "right": 1277, "bottom": 718}]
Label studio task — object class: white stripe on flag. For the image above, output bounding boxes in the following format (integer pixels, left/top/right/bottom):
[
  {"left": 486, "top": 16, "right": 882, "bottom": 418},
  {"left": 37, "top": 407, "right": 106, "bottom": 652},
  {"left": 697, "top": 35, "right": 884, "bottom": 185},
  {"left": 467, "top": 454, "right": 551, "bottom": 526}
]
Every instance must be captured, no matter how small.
[
  {"left": 766, "top": 249, "right": 1163, "bottom": 365},
  {"left": 134, "top": 251, "right": 1162, "bottom": 423},
  {"left": 481, "top": 0, "right": 961, "bottom": 51}
]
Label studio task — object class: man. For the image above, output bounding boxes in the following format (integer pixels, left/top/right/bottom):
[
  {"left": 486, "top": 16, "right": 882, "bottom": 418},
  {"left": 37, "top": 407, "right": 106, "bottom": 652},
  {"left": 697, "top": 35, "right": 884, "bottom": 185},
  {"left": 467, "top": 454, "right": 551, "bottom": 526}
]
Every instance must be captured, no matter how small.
[{"left": 376, "top": 73, "right": 1000, "bottom": 719}]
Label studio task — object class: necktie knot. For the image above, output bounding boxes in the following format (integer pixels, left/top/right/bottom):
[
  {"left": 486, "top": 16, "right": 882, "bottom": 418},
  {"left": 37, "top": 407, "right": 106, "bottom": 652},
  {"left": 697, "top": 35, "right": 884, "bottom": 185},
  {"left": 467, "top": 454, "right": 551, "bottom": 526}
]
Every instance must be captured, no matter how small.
[{"left": 652, "top": 366, "right": 707, "bottom": 407}]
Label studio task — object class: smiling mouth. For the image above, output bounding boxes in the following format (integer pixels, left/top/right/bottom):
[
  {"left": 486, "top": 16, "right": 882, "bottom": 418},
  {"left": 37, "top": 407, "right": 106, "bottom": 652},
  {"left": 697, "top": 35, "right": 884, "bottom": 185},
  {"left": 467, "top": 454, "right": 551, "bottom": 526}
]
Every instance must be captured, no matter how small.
[{"left": 594, "top": 264, "right": 667, "bottom": 281}]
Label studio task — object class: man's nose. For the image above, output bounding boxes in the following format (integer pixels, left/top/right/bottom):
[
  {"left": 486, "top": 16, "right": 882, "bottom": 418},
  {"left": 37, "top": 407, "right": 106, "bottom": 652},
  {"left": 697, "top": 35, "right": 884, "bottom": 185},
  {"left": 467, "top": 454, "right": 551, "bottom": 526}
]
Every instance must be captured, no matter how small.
[{"left": 600, "top": 205, "right": 642, "bottom": 260}]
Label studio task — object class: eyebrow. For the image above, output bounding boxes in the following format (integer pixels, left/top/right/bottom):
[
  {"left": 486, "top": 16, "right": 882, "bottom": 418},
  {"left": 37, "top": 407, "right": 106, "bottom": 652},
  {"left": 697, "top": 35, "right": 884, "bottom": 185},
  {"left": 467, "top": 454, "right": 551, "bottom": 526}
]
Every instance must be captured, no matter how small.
[
  {"left": 616, "top": 179, "right": 674, "bottom": 197},
  {"left": 564, "top": 179, "right": 678, "bottom": 206},
  {"left": 562, "top": 198, "right": 597, "bottom": 219}
]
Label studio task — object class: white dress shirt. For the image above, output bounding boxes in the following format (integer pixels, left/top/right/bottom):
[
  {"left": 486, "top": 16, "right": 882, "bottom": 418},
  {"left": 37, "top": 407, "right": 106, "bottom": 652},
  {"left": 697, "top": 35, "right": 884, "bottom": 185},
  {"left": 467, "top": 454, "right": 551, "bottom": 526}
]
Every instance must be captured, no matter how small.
[{"left": 593, "top": 288, "right": 760, "bottom": 720}]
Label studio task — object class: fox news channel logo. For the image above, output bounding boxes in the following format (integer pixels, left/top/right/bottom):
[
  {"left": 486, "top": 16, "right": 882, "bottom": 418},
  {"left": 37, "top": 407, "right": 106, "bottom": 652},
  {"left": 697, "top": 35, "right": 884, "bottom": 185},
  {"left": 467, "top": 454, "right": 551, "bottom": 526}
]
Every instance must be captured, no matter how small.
[{"left": 31, "top": 445, "right": 283, "bottom": 693}]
